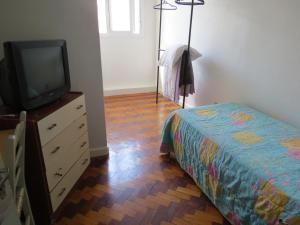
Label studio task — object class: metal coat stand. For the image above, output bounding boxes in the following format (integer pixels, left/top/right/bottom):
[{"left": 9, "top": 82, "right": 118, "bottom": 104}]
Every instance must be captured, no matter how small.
[
  {"left": 154, "top": 0, "right": 204, "bottom": 108},
  {"left": 154, "top": 0, "right": 177, "bottom": 105}
]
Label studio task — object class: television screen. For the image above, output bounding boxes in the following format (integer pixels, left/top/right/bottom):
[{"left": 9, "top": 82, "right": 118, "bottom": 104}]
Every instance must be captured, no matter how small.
[
  {"left": 21, "top": 47, "right": 66, "bottom": 99},
  {"left": 0, "top": 40, "right": 71, "bottom": 110}
]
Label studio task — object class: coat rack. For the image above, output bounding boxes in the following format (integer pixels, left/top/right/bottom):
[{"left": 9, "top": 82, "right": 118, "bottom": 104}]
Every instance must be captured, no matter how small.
[
  {"left": 153, "top": 0, "right": 177, "bottom": 105},
  {"left": 176, "top": 0, "right": 204, "bottom": 108},
  {"left": 154, "top": 0, "right": 204, "bottom": 108}
]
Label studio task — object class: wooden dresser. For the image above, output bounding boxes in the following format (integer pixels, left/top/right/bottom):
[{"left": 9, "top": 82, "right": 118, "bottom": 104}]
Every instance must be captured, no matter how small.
[{"left": 0, "top": 92, "right": 91, "bottom": 225}]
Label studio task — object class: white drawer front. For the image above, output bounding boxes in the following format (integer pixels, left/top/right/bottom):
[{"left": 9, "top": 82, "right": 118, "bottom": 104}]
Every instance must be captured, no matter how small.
[
  {"left": 50, "top": 149, "right": 90, "bottom": 212},
  {"left": 77, "top": 133, "right": 90, "bottom": 157},
  {"left": 46, "top": 133, "right": 89, "bottom": 191},
  {"left": 42, "top": 115, "right": 88, "bottom": 164},
  {"left": 38, "top": 95, "right": 86, "bottom": 146}
]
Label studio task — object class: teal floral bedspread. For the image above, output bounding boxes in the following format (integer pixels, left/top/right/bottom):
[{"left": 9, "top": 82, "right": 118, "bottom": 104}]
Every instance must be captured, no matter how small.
[{"left": 160, "top": 103, "right": 300, "bottom": 225}]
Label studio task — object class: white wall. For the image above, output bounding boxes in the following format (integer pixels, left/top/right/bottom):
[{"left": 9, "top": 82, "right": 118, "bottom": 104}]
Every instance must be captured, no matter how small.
[
  {"left": 0, "top": 0, "right": 108, "bottom": 151},
  {"left": 100, "top": 0, "right": 157, "bottom": 94},
  {"left": 161, "top": 0, "right": 300, "bottom": 127}
]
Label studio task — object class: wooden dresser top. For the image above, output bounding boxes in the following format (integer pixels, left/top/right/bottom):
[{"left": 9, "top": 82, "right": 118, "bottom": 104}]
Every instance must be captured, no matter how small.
[{"left": 0, "top": 92, "right": 83, "bottom": 126}]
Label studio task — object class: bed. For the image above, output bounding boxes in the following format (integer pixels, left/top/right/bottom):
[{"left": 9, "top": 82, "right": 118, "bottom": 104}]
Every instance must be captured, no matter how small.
[{"left": 160, "top": 103, "right": 300, "bottom": 225}]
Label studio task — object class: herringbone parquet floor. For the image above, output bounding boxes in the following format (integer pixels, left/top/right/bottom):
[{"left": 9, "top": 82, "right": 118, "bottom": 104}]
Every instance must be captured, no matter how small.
[{"left": 54, "top": 92, "right": 230, "bottom": 225}]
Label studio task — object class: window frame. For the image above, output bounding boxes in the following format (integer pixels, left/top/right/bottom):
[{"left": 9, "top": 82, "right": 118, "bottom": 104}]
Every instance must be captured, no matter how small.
[{"left": 99, "top": 0, "right": 143, "bottom": 37}]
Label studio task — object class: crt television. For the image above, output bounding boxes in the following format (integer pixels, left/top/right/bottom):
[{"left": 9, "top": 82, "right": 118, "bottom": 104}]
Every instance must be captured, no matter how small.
[{"left": 0, "top": 40, "right": 71, "bottom": 110}]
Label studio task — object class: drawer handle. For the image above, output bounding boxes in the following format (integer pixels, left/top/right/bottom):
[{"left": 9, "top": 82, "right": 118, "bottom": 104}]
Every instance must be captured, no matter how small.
[
  {"left": 54, "top": 172, "right": 63, "bottom": 177},
  {"left": 80, "top": 142, "right": 87, "bottom": 148},
  {"left": 54, "top": 168, "right": 63, "bottom": 177},
  {"left": 76, "top": 105, "right": 83, "bottom": 110},
  {"left": 58, "top": 188, "right": 66, "bottom": 197},
  {"left": 51, "top": 146, "right": 61, "bottom": 154},
  {"left": 47, "top": 123, "right": 57, "bottom": 130},
  {"left": 78, "top": 123, "right": 85, "bottom": 129},
  {"left": 82, "top": 158, "right": 89, "bottom": 165}
]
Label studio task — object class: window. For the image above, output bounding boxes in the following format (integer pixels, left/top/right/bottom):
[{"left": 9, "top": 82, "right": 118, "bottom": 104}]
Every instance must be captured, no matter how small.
[
  {"left": 97, "top": 0, "right": 141, "bottom": 35},
  {"left": 133, "top": 0, "right": 140, "bottom": 34},
  {"left": 98, "top": 0, "right": 107, "bottom": 33},
  {"left": 110, "top": 0, "right": 131, "bottom": 31}
]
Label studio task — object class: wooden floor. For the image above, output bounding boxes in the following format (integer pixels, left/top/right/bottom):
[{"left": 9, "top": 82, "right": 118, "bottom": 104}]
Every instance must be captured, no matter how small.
[{"left": 55, "top": 92, "right": 230, "bottom": 225}]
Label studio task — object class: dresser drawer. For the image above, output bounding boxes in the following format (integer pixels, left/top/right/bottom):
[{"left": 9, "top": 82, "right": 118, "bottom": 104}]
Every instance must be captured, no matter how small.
[
  {"left": 42, "top": 115, "right": 88, "bottom": 164},
  {"left": 38, "top": 95, "right": 86, "bottom": 146},
  {"left": 77, "top": 133, "right": 90, "bottom": 157},
  {"left": 46, "top": 133, "right": 89, "bottom": 191},
  {"left": 50, "top": 149, "right": 90, "bottom": 212}
]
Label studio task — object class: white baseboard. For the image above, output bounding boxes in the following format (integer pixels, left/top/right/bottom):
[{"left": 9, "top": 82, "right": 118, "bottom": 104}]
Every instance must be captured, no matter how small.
[
  {"left": 104, "top": 86, "right": 156, "bottom": 96},
  {"left": 90, "top": 146, "right": 109, "bottom": 158}
]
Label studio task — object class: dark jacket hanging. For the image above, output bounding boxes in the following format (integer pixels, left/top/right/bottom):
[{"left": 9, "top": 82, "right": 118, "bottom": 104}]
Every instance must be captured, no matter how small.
[{"left": 179, "top": 50, "right": 195, "bottom": 97}]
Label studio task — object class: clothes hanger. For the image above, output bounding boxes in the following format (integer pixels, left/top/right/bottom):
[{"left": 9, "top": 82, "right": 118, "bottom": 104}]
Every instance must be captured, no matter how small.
[
  {"left": 153, "top": 0, "right": 177, "bottom": 10},
  {"left": 175, "top": 0, "right": 205, "bottom": 5}
]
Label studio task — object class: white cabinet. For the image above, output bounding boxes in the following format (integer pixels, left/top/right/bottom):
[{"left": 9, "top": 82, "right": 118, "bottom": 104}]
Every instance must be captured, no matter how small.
[
  {"left": 38, "top": 94, "right": 90, "bottom": 211},
  {"left": 38, "top": 95, "right": 86, "bottom": 146}
]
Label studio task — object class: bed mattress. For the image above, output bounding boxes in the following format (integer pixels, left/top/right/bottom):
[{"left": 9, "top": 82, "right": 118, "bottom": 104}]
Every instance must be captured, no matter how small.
[{"left": 160, "top": 103, "right": 300, "bottom": 225}]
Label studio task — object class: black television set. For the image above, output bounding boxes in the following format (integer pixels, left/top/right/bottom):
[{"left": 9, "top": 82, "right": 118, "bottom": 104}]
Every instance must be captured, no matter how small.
[{"left": 0, "top": 40, "right": 71, "bottom": 110}]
